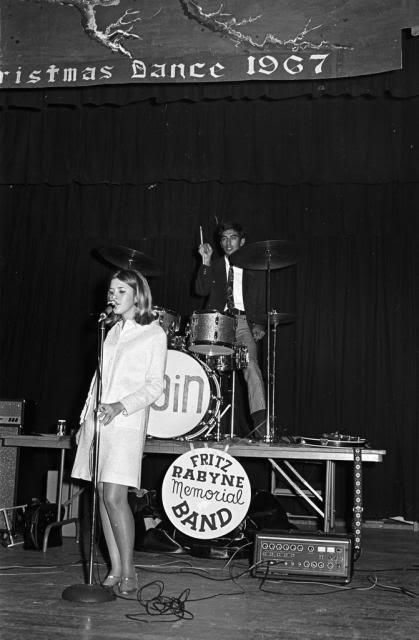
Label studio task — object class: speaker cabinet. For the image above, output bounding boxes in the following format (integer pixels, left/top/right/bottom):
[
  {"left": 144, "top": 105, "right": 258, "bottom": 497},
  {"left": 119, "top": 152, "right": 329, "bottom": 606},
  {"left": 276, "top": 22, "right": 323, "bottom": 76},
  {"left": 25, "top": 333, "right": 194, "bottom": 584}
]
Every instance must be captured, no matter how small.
[{"left": 0, "top": 426, "right": 21, "bottom": 508}]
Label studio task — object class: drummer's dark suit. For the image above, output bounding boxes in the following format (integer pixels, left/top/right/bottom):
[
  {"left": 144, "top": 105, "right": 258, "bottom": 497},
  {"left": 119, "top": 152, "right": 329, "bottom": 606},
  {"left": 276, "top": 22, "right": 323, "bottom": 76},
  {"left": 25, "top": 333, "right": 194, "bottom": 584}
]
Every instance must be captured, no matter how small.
[
  {"left": 195, "top": 259, "right": 266, "bottom": 425},
  {"left": 195, "top": 260, "right": 266, "bottom": 326}
]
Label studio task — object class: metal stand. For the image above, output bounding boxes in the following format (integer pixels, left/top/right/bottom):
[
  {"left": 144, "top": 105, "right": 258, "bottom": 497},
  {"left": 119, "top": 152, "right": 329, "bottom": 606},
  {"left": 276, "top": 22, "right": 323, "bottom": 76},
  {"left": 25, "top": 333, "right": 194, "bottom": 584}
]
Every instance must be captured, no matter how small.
[
  {"left": 62, "top": 320, "right": 115, "bottom": 603},
  {"left": 270, "top": 316, "right": 278, "bottom": 431},
  {"left": 229, "top": 370, "right": 238, "bottom": 438},
  {"left": 264, "top": 255, "right": 273, "bottom": 443},
  {"left": 267, "top": 310, "right": 296, "bottom": 442},
  {"left": 215, "top": 412, "right": 222, "bottom": 441},
  {"left": 204, "top": 403, "right": 230, "bottom": 441},
  {"left": 0, "top": 505, "right": 26, "bottom": 547},
  {"left": 205, "top": 368, "right": 238, "bottom": 441},
  {"left": 228, "top": 238, "right": 299, "bottom": 444}
]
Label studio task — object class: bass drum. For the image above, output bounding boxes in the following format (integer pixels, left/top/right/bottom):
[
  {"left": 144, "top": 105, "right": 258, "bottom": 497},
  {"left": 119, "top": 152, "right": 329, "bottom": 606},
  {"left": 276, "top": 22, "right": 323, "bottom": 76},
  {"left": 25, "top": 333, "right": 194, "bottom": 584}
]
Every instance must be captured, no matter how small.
[{"left": 147, "top": 350, "right": 221, "bottom": 440}]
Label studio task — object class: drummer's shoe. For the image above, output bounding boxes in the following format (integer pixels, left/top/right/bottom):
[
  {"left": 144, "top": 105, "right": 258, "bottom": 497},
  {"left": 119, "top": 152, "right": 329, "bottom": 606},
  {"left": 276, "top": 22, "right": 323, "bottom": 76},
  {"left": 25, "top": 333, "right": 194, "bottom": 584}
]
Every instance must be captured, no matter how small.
[
  {"left": 251, "top": 426, "right": 265, "bottom": 441},
  {"left": 250, "top": 410, "right": 267, "bottom": 440}
]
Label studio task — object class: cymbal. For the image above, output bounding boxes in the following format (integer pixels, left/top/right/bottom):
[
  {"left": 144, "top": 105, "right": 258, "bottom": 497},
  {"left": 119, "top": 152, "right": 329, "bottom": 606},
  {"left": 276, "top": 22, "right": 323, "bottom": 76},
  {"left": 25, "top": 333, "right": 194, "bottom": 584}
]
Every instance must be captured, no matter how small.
[
  {"left": 229, "top": 240, "right": 299, "bottom": 271},
  {"left": 96, "top": 245, "right": 161, "bottom": 276},
  {"left": 268, "top": 311, "right": 296, "bottom": 326}
]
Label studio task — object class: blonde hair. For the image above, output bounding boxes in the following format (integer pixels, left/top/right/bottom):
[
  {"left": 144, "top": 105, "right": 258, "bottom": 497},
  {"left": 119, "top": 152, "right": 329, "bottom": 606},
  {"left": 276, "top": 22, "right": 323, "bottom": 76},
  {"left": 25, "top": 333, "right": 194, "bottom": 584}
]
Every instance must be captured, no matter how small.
[{"left": 109, "top": 269, "right": 154, "bottom": 325}]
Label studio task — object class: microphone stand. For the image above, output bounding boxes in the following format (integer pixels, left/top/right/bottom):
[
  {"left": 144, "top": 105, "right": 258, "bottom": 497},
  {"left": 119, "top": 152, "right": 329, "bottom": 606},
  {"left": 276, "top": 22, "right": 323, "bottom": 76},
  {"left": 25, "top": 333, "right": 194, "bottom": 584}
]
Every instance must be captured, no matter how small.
[{"left": 62, "top": 318, "right": 115, "bottom": 603}]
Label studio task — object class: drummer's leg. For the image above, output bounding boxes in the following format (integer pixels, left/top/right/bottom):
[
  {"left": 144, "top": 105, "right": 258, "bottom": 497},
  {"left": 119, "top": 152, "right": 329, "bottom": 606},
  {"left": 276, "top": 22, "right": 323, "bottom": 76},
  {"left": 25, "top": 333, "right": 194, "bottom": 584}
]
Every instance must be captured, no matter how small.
[{"left": 235, "top": 316, "right": 265, "bottom": 416}]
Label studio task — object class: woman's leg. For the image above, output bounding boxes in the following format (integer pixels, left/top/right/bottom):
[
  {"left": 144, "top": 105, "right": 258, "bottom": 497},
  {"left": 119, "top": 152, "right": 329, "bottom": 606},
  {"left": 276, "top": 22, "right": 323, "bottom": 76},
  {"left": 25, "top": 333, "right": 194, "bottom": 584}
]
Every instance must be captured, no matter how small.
[
  {"left": 101, "top": 482, "right": 135, "bottom": 579},
  {"left": 97, "top": 482, "right": 122, "bottom": 577}
]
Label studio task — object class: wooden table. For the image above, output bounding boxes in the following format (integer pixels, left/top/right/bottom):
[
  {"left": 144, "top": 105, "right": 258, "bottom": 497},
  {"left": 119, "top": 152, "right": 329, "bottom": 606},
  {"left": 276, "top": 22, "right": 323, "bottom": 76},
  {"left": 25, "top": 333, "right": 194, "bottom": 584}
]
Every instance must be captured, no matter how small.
[{"left": 0, "top": 434, "right": 77, "bottom": 552}]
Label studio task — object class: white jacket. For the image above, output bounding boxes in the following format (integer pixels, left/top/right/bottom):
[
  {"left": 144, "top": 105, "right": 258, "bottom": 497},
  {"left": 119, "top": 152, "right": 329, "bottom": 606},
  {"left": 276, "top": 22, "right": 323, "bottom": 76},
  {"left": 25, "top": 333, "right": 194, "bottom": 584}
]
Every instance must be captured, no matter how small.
[{"left": 80, "top": 319, "right": 167, "bottom": 430}]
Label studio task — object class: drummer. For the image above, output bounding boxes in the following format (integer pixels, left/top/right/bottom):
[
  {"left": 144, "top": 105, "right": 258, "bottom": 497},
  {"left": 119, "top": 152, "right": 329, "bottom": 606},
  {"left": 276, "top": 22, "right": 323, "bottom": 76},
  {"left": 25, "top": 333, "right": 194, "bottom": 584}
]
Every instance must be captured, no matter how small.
[{"left": 195, "top": 221, "right": 266, "bottom": 438}]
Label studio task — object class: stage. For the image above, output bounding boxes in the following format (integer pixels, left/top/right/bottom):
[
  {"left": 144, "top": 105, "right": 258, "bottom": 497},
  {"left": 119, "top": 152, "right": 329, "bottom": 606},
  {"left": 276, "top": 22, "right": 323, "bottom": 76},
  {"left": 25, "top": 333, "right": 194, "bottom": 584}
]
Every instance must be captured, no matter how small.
[
  {"left": 0, "top": 434, "right": 386, "bottom": 546},
  {"left": 0, "top": 527, "right": 417, "bottom": 640},
  {"left": 0, "top": 434, "right": 417, "bottom": 640}
]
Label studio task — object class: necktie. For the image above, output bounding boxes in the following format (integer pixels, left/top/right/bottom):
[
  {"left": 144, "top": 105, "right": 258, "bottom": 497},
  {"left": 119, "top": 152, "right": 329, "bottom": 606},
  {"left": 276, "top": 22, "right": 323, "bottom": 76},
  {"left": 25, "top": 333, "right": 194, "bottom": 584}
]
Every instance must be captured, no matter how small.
[{"left": 226, "top": 264, "right": 235, "bottom": 310}]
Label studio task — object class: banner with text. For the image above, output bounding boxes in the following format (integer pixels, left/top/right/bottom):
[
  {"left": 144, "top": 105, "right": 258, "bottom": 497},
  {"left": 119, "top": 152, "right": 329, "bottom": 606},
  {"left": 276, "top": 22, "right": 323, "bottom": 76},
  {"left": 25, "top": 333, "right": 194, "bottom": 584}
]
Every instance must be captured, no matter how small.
[
  {"left": 1, "top": 1, "right": 418, "bottom": 89},
  {"left": 162, "top": 448, "right": 251, "bottom": 540}
]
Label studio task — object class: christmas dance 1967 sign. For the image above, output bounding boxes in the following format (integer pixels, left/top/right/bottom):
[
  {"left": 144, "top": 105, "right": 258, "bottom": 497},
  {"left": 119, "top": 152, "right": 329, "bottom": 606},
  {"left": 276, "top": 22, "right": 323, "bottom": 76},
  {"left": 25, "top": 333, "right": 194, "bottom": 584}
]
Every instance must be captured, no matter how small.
[{"left": 0, "top": 1, "right": 418, "bottom": 89}]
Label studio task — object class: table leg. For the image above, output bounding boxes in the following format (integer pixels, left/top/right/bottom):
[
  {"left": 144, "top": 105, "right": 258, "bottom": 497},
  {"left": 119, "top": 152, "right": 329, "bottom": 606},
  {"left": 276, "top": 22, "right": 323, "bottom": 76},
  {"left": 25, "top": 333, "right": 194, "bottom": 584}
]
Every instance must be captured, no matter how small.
[
  {"left": 42, "top": 446, "right": 79, "bottom": 552},
  {"left": 57, "top": 448, "right": 65, "bottom": 521},
  {"left": 324, "top": 461, "right": 336, "bottom": 532}
]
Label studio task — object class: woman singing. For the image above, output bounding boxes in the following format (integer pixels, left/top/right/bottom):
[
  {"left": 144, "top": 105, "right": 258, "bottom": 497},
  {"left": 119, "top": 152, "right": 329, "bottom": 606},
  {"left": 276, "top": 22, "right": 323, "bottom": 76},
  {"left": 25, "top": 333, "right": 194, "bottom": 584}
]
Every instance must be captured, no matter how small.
[{"left": 72, "top": 269, "right": 167, "bottom": 594}]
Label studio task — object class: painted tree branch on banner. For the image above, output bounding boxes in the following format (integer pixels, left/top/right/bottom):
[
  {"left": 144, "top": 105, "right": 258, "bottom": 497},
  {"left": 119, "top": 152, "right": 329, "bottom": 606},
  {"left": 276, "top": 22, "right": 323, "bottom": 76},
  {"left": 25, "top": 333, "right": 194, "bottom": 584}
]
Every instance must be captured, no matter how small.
[
  {"left": 180, "top": 1, "right": 353, "bottom": 52},
  {"left": 45, "top": 0, "right": 160, "bottom": 59}
]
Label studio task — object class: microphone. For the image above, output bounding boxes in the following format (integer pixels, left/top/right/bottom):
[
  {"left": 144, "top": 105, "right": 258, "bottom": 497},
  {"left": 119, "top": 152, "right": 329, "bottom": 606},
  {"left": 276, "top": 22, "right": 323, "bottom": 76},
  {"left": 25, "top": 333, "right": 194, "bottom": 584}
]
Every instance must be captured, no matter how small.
[{"left": 98, "top": 302, "right": 115, "bottom": 323}]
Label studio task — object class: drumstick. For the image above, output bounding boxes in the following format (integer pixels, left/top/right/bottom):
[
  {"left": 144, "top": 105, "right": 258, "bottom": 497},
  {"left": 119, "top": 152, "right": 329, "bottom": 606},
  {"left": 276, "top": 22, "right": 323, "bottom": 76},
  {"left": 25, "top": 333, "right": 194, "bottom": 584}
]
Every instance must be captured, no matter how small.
[{"left": 199, "top": 226, "right": 203, "bottom": 245}]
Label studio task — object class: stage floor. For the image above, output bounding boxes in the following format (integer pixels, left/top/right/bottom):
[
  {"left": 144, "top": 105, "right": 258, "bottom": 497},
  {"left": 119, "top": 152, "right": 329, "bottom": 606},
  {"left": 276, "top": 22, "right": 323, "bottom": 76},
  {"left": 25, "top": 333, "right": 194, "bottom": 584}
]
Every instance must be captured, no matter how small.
[{"left": 0, "top": 528, "right": 417, "bottom": 640}]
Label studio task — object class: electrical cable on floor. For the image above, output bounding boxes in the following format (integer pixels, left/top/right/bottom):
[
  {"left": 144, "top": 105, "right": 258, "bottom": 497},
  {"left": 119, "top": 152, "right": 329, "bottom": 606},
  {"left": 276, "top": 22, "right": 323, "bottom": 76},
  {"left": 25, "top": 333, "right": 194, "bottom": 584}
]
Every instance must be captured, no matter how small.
[
  {"left": 118, "top": 559, "right": 407, "bottom": 625},
  {"left": 366, "top": 574, "right": 417, "bottom": 598},
  {"left": 2, "top": 546, "right": 417, "bottom": 625},
  {"left": 23, "top": 461, "right": 416, "bottom": 612},
  {"left": 123, "top": 580, "right": 194, "bottom": 622},
  {"left": 0, "top": 561, "right": 81, "bottom": 570},
  {"left": 136, "top": 559, "right": 252, "bottom": 585},
  {"left": 0, "top": 570, "right": 63, "bottom": 576},
  {"left": 113, "top": 553, "right": 261, "bottom": 623},
  {"left": 356, "top": 566, "right": 419, "bottom": 573},
  {"left": 257, "top": 566, "right": 379, "bottom": 596},
  {"left": 257, "top": 569, "right": 417, "bottom": 599}
]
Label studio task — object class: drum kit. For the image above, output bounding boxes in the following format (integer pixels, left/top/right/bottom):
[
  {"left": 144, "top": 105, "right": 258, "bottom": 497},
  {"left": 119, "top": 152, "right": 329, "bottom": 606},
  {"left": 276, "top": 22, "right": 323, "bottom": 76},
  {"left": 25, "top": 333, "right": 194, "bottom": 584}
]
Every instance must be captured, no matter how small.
[{"left": 96, "top": 238, "right": 300, "bottom": 443}]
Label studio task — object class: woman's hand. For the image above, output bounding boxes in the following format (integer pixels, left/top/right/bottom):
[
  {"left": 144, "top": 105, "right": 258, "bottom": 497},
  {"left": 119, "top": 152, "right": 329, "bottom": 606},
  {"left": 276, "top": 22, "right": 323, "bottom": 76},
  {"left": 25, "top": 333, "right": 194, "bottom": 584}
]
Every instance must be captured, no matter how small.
[{"left": 97, "top": 402, "right": 124, "bottom": 425}]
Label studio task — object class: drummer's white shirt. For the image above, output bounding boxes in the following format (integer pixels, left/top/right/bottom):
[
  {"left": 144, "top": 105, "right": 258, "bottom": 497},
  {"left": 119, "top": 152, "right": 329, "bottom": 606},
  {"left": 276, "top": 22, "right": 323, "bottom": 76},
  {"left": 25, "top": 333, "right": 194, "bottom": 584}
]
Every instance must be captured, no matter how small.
[{"left": 224, "top": 256, "right": 245, "bottom": 311}]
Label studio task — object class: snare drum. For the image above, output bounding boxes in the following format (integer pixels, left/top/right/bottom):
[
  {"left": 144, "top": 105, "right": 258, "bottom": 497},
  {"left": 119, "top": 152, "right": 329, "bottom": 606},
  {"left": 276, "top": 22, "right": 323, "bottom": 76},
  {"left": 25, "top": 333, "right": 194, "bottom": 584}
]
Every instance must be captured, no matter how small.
[
  {"left": 201, "top": 343, "right": 249, "bottom": 372},
  {"left": 147, "top": 350, "right": 221, "bottom": 440},
  {"left": 188, "top": 310, "right": 236, "bottom": 356},
  {"left": 153, "top": 306, "right": 181, "bottom": 335}
]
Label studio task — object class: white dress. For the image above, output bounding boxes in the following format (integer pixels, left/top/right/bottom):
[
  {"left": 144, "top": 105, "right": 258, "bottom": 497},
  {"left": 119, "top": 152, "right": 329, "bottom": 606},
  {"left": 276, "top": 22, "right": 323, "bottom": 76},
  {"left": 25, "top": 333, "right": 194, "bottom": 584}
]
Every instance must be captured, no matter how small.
[{"left": 71, "top": 319, "right": 167, "bottom": 489}]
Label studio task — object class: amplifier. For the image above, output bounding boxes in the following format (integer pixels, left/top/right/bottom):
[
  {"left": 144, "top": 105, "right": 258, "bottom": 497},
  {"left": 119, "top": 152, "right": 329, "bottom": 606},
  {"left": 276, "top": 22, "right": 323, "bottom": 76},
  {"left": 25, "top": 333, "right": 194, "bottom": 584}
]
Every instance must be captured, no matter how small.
[
  {"left": 253, "top": 529, "right": 353, "bottom": 584},
  {"left": 0, "top": 399, "right": 25, "bottom": 427},
  {"left": 0, "top": 426, "right": 21, "bottom": 508}
]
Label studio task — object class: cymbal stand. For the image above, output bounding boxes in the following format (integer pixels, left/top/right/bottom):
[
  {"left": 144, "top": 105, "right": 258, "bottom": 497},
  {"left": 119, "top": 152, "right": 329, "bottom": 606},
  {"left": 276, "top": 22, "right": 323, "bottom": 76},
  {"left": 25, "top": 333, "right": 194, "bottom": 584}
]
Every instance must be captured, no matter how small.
[
  {"left": 264, "top": 252, "right": 273, "bottom": 443},
  {"left": 215, "top": 386, "right": 223, "bottom": 441},
  {"left": 214, "top": 413, "right": 222, "bottom": 441},
  {"left": 204, "top": 366, "right": 237, "bottom": 441},
  {"left": 205, "top": 402, "right": 230, "bottom": 440},
  {"left": 229, "top": 369, "right": 237, "bottom": 438},
  {"left": 270, "top": 312, "right": 279, "bottom": 434},
  {"left": 214, "top": 367, "right": 237, "bottom": 440}
]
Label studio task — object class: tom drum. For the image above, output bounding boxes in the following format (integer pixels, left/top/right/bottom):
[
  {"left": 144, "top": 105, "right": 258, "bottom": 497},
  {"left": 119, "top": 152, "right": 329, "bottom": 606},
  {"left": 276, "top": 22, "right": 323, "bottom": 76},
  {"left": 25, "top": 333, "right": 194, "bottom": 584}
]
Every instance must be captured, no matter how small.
[
  {"left": 153, "top": 306, "right": 181, "bottom": 335},
  {"left": 188, "top": 310, "right": 236, "bottom": 356}
]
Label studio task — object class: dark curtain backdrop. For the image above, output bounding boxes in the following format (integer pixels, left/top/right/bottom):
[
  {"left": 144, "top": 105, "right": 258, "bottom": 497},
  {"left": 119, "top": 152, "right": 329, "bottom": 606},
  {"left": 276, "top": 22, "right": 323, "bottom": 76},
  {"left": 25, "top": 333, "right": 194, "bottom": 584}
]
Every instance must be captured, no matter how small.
[{"left": 1, "top": 33, "right": 418, "bottom": 520}]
